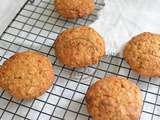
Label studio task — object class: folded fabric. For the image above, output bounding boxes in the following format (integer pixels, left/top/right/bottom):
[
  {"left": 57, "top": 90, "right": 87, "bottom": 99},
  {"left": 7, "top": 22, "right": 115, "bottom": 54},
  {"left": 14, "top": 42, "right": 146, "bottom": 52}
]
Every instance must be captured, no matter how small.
[{"left": 90, "top": 0, "right": 160, "bottom": 55}]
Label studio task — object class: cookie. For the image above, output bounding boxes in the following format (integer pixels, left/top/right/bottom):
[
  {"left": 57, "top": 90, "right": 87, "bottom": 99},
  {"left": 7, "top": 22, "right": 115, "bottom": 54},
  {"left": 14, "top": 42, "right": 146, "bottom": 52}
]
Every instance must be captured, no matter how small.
[
  {"left": 54, "top": 26, "right": 105, "bottom": 68},
  {"left": 0, "top": 51, "right": 55, "bottom": 99},
  {"left": 124, "top": 32, "right": 160, "bottom": 77},
  {"left": 54, "top": 0, "right": 95, "bottom": 19},
  {"left": 86, "top": 76, "right": 142, "bottom": 120}
]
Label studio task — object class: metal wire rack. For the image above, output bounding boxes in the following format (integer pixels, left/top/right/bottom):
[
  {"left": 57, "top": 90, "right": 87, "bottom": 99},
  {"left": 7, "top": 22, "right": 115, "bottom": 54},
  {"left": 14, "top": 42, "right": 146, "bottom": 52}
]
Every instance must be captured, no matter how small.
[{"left": 0, "top": 0, "right": 160, "bottom": 120}]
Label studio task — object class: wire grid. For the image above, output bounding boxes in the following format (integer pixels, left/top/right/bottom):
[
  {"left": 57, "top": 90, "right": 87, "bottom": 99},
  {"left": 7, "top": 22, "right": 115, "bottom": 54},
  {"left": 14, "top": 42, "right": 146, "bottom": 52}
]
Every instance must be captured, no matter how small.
[{"left": 0, "top": 0, "right": 160, "bottom": 120}]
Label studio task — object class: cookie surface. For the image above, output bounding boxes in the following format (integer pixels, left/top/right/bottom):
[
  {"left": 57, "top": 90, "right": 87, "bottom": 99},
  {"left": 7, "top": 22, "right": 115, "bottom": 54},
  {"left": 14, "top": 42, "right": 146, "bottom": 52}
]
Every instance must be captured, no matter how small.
[
  {"left": 0, "top": 51, "right": 55, "bottom": 99},
  {"left": 54, "top": 0, "right": 95, "bottom": 19},
  {"left": 86, "top": 76, "right": 142, "bottom": 120},
  {"left": 124, "top": 32, "right": 160, "bottom": 77},
  {"left": 54, "top": 26, "right": 105, "bottom": 68}
]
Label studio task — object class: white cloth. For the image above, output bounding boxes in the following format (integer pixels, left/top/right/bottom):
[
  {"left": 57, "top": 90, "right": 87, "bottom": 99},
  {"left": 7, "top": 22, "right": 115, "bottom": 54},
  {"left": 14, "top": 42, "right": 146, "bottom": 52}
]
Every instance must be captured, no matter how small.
[
  {"left": 90, "top": 0, "right": 160, "bottom": 55},
  {"left": 0, "top": 0, "right": 27, "bottom": 36}
]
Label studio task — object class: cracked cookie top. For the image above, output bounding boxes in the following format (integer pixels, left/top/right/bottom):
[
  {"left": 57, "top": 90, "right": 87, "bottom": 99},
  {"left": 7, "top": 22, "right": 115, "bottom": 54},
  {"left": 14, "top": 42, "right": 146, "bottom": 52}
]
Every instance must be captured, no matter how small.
[
  {"left": 124, "top": 32, "right": 160, "bottom": 77},
  {"left": 54, "top": 26, "right": 105, "bottom": 68},
  {"left": 54, "top": 0, "right": 95, "bottom": 19},
  {"left": 86, "top": 76, "right": 142, "bottom": 120},
  {"left": 0, "top": 51, "right": 55, "bottom": 99}
]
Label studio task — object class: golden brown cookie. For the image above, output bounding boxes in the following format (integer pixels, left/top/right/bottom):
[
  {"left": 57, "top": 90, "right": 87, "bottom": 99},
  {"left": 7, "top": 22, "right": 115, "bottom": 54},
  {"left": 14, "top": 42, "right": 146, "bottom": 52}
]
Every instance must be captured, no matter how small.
[
  {"left": 86, "top": 76, "right": 142, "bottom": 120},
  {"left": 124, "top": 32, "right": 160, "bottom": 77},
  {"left": 0, "top": 51, "right": 55, "bottom": 99},
  {"left": 54, "top": 0, "right": 95, "bottom": 19},
  {"left": 54, "top": 26, "right": 105, "bottom": 68}
]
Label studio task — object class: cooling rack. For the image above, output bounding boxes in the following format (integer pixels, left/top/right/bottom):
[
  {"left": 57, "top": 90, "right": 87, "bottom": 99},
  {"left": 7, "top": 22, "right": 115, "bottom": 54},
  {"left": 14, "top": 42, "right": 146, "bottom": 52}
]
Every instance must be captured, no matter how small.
[{"left": 0, "top": 0, "right": 160, "bottom": 120}]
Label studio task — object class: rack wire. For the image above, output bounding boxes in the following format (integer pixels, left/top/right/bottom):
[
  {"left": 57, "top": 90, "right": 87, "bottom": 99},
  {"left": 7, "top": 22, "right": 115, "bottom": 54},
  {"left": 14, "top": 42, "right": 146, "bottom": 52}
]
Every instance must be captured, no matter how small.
[{"left": 0, "top": 0, "right": 160, "bottom": 120}]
